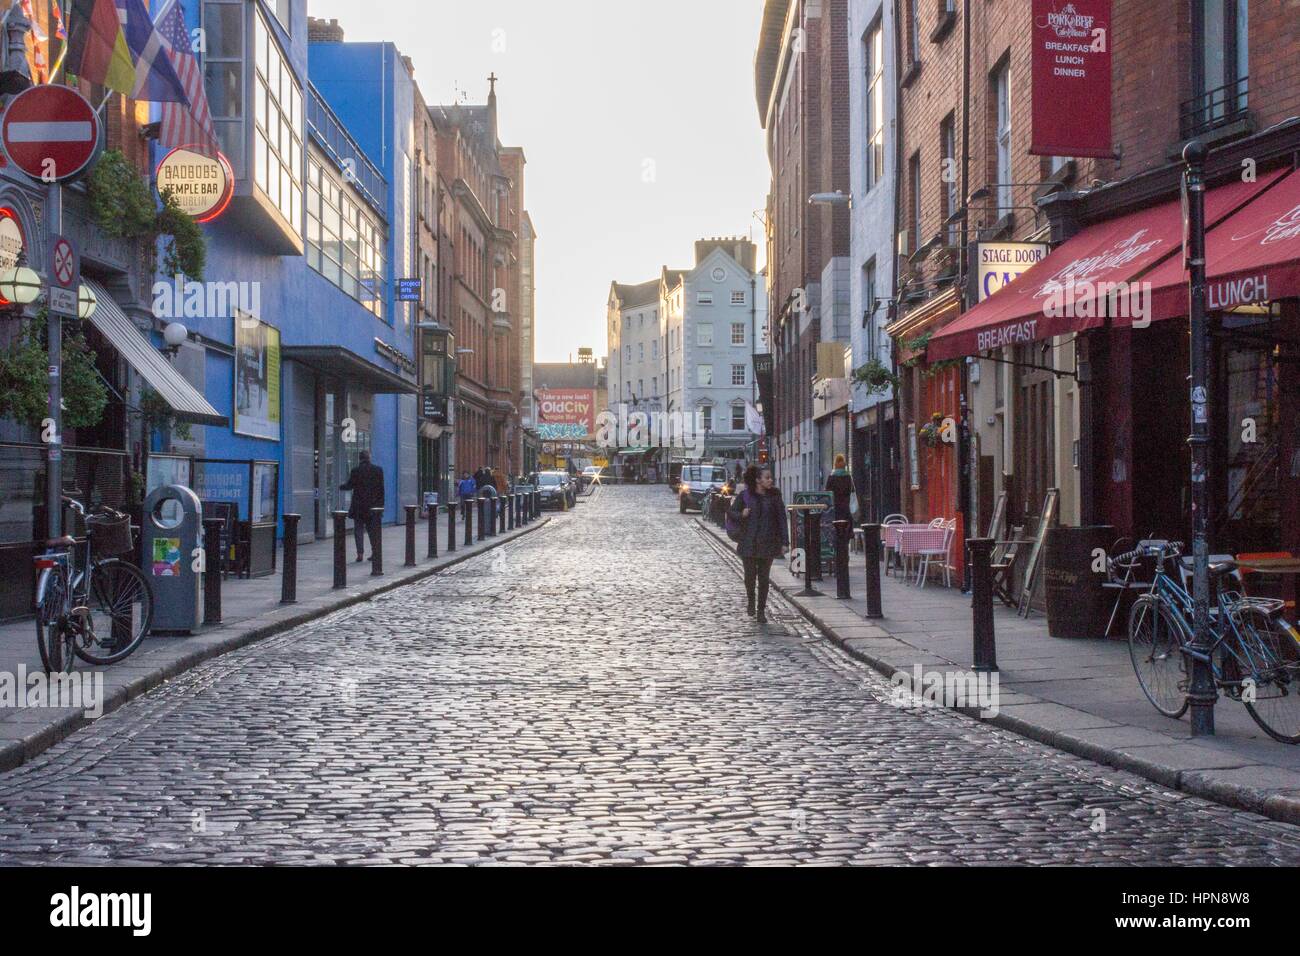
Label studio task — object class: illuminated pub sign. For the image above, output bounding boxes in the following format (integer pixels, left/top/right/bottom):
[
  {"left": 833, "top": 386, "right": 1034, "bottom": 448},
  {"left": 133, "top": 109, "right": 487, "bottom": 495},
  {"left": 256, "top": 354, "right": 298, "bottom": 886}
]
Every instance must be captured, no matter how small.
[
  {"left": 0, "top": 207, "right": 23, "bottom": 303},
  {"left": 156, "top": 147, "right": 234, "bottom": 222}
]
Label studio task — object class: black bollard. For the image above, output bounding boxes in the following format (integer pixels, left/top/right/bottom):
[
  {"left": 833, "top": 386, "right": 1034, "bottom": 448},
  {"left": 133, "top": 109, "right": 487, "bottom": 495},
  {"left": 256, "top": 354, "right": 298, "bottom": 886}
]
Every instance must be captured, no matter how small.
[
  {"left": 477, "top": 497, "right": 487, "bottom": 541},
  {"left": 809, "top": 508, "right": 824, "bottom": 581},
  {"left": 799, "top": 510, "right": 823, "bottom": 598},
  {"left": 202, "top": 517, "right": 224, "bottom": 624},
  {"left": 508, "top": 493, "right": 515, "bottom": 530},
  {"left": 370, "top": 507, "right": 385, "bottom": 577},
  {"left": 969, "top": 537, "right": 998, "bottom": 672},
  {"left": 463, "top": 499, "right": 473, "bottom": 546},
  {"left": 280, "top": 514, "right": 300, "bottom": 605},
  {"left": 332, "top": 511, "right": 348, "bottom": 589},
  {"left": 499, "top": 495, "right": 507, "bottom": 534},
  {"left": 534, "top": 490, "right": 540, "bottom": 519},
  {"left": 428, "top": 502, "right": 439, "bottom": 559},
  {"left": 833, "top": 519, "right": 851, "bottom": 600},
  {"left": 405, "top": 505, "right": 418, "bottom": 568},
  {"left": 448, "top": 503, "right": 457, "bottom": 553},
  {"left": 863, "top": 523, "right": 883, "bottom": 619}
]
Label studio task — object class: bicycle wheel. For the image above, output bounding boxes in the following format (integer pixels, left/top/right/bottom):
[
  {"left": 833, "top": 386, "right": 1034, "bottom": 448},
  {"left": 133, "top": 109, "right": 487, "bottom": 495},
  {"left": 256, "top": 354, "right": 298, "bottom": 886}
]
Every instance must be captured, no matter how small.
[
  {"left": 1128, "top": 595, "right": 1189, "bottom": 718},
  {"left": 1236, "top": 606, "right": 1300, "bottom": 744},
  {"left": 34, "top": 567, "right": 74, "bottom": 674},
  {"left": 75, "top": 559, "right": 154, "bottom": 666}
]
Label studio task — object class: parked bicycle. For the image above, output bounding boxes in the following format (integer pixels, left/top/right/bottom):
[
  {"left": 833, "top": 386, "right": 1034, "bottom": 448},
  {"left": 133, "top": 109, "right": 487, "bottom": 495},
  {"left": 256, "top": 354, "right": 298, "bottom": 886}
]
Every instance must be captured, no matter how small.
[
  {"left": 1111, "top": 540, "right": 1300, "bottom": 743},
  {"left": 34, "top": 496, "right": 155, "bottom": 674}
]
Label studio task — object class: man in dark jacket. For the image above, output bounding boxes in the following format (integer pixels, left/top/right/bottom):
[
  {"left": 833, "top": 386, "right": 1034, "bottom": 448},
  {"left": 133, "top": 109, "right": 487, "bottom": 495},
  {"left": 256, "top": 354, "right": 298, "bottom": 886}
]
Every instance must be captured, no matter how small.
[
  {"left": 341, "top": 451, "right": 385, "bottom": 562},
  {"left": 730, "top": 466, "right": 789, "bottom": 624}
]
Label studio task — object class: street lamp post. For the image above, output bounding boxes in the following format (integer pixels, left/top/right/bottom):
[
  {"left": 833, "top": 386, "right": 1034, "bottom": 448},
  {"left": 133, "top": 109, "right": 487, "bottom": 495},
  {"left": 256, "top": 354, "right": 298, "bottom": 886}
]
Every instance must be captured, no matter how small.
[{"left": 1183, "top": 139, "right": 1217, "bottom": 737}]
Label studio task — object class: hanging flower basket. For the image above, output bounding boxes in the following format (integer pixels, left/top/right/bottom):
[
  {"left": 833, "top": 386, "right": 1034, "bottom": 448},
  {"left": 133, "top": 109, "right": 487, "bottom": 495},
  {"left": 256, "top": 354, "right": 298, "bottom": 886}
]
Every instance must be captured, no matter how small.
[{"left": 919, "top": 412, "right": 947, "bottom": 448}]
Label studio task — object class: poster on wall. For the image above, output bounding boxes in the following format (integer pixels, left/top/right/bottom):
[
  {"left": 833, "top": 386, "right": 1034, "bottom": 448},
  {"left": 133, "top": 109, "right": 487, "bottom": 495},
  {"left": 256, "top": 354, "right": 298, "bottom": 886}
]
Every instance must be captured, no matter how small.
[
  {"left": 536, "top": 389, "right": 596, "bottom": 441},
  {"left": 234, "top": 316, "right": 281, "bottom": 441},
  {"left": 1030, "top": 0, "right": 1113, "bottom": 158}
]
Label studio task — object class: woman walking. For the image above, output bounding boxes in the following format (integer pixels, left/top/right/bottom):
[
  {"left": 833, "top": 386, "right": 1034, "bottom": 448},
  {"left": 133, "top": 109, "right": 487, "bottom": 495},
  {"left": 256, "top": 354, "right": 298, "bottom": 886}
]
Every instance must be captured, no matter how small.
[
  {"left": 729, "top": 465, "right": 788, "bottom": 624},
  {"left": 825, "top": 453, "right": 854, "bottom": 523}
]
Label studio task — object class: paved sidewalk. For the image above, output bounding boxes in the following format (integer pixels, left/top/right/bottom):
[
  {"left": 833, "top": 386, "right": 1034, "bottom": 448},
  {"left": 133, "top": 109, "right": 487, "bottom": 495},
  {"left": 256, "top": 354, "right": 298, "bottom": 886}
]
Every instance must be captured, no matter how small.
[
  {"left": 698, "top": 517, "right": 1300, "bottom": 826},
  {"left": 0, "top": 503, "right": 552, "bottom": 772}
]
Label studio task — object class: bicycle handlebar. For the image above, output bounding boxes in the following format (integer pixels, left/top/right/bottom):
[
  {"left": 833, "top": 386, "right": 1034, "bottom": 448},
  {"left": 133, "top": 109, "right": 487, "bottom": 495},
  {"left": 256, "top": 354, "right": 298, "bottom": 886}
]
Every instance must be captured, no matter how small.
[{"left": 60, "top": 496, "right": 86, "bottom": 516}]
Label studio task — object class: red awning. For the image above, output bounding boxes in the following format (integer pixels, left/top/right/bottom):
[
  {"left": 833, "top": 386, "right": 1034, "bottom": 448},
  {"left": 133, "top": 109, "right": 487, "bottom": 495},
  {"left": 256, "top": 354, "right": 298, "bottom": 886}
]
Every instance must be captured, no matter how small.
[
  {"left": 1138, "top": 168, "right": 1300, "bottom": 324},
  {"left": 926, "top": 169, "right": 1286, "bottom": 361}
]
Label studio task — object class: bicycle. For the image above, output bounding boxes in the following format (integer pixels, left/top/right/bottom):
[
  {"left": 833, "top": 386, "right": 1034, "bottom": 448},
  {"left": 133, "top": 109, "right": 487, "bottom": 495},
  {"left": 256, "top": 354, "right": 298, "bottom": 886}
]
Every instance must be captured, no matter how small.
[
  {"left": 34, "top": 496, "right": 155, "bottom": 674},
  {"left": 1110, "top": 540, "right": 1300, "bottom": 743}
]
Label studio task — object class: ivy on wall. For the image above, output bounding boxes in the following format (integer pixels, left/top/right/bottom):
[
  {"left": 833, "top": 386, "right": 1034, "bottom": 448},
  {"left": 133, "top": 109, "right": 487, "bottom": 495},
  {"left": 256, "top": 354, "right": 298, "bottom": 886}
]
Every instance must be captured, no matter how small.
[{"left": 0, "top": 309, "right": 108, "bottom": 430}]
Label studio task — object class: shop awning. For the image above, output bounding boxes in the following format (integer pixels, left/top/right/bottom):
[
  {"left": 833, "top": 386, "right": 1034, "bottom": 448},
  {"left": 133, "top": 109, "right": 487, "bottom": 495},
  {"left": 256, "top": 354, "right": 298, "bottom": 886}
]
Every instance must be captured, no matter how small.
[
  {"left": 83, "top": 279, "right": 227, "bottom": 426},
  {"left": 926, "top": 169, "right": 1286, "bottom": 361},
  {"left": 1138, "top": 168, "right": 1300, "bottom": 324},
  {"left": 282, "top": 346, "right": 419, "bottom": 394}
]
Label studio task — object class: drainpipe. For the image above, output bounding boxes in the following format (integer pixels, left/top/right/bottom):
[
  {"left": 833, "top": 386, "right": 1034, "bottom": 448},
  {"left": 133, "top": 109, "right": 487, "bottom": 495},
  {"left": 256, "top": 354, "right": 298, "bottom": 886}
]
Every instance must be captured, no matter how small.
[{"left": 956, "top": 0, "right": 975, "bottom": 591}]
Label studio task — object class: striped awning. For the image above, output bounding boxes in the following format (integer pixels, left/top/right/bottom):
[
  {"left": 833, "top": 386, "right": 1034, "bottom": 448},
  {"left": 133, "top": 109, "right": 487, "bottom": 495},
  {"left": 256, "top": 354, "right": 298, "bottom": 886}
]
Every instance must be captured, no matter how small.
[{"left": 83, "top": 278, "right": 227, "bottom": 426}]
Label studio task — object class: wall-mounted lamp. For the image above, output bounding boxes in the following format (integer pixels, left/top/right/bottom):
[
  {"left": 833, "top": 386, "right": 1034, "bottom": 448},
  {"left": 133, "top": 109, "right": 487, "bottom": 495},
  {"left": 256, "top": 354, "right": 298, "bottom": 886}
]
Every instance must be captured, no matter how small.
[
  {"left": 0, "top": 266, "right": 41, "bottom": 306},
  {"left": 162, "top": 321, "right": 188, "bottom": 358}
]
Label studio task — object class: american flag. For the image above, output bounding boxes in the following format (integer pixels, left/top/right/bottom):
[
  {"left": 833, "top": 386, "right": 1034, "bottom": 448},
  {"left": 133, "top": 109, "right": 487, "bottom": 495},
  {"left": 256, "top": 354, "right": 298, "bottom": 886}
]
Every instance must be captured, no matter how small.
[{"left": 156, "top": 0, "right": 219, "bottom": 155}]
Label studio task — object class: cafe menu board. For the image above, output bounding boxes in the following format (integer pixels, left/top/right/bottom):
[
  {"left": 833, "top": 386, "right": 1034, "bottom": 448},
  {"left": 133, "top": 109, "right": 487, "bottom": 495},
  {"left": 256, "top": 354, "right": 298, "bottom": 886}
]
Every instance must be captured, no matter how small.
[{"left": 1030, "top": 0, "right": 1113, "bottom": 158}]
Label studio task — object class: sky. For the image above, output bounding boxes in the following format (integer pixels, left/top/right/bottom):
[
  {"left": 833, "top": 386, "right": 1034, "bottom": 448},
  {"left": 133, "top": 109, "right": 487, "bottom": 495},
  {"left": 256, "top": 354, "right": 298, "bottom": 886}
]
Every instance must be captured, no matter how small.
[{"left": 307, "top": 0, "right": 772, "bottom": 364}]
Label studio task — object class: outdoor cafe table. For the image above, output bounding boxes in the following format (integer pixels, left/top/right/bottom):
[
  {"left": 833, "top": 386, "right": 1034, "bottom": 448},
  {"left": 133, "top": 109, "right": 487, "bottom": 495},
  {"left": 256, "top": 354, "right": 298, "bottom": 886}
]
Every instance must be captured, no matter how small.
[{"left": 880, "top": 524, "right": 931, "bottom": 576}]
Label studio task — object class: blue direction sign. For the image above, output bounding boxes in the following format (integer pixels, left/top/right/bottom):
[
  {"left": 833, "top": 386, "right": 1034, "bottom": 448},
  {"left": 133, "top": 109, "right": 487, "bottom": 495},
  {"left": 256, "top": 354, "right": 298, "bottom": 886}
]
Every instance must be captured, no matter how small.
[{"left": 398, "top": 278, "right": 422, "bottom": 302}]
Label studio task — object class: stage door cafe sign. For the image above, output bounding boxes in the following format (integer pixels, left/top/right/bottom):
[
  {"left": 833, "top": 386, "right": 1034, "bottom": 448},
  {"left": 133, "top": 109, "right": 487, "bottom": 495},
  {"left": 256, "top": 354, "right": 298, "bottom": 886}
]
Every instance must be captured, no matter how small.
[
  {"left": 972, "top": 242, "right": 1050, "bottom": 302},
  {"left": 1030, "top": 0, "right": 1112, "bottom": 158}
]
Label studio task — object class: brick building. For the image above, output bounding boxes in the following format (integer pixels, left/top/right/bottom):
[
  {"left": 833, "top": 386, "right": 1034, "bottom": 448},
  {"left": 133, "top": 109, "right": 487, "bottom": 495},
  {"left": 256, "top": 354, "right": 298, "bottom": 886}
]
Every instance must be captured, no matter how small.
[
  {"left": 755, "top": 0, "right": 853, "bottom": 501},
  {"left": 432, "top": 79, "right": 530, "bottom": 482}
]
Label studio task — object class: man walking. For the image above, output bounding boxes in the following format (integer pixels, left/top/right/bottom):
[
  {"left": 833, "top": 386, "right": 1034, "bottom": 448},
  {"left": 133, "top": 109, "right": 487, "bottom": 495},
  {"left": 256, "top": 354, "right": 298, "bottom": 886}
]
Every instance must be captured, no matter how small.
[{"left": 340, "top": 451, "right": 385, "bottom": 563}]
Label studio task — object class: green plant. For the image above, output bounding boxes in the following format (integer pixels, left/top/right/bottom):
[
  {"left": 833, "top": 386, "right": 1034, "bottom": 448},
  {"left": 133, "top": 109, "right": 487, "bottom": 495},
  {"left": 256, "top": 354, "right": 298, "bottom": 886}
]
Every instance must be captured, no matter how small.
[
  {"left": 88, "top": 149, "right": 157, "bottom": 239},
  {"left": 138, "top": 385, "right": 192, "bottom": 441},
  {"left": 851, "top": 357, "right": 898, "bottom": 397},
  {"left": 0, "top": 310, "right": 108, "bottom": 429},
  {"left": 919, "top": 411, "right": 948, "bottom": 448},
  {"left": 157, "top": 188, "right": 206, "bottom": 281}
]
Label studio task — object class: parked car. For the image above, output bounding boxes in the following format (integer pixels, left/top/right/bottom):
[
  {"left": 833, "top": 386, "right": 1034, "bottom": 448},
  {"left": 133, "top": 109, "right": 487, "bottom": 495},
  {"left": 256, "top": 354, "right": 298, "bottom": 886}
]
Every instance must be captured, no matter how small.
[
  {"left": 579, "top": 466, "right": 604, "bottom": 489},
  {"left": 678, "top": 464, "right": 728, "bottom": 513},
  {"left": 536, "top": 471, "right": 576, "bottom": 510}
]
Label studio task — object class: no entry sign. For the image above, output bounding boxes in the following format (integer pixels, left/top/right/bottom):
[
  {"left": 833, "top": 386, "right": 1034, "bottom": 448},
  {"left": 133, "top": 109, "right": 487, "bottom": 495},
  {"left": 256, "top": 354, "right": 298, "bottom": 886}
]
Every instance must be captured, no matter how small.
[{"left": 1, "top": 85, "right": 101, "bottom": 183}]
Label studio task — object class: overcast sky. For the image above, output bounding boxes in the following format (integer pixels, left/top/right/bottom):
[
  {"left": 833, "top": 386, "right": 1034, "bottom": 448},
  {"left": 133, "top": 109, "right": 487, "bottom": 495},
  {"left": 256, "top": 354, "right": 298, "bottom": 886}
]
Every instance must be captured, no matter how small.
[{"left": 306, "top": 0, "right": 771, "bottom": 363}]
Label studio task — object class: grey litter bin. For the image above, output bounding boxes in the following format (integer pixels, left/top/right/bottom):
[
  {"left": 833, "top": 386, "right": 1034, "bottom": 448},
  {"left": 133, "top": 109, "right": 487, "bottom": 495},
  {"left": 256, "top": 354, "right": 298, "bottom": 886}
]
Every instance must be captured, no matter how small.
[{"left": 142, "top": 484, "right": 203, "bottom": 634}]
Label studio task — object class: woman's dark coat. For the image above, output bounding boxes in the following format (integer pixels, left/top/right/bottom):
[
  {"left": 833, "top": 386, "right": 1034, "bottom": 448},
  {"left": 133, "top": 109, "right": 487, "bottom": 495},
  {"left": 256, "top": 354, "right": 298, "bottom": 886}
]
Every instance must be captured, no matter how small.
[{"left": 730, "top": 488, "right": 790, "bottom": 559}]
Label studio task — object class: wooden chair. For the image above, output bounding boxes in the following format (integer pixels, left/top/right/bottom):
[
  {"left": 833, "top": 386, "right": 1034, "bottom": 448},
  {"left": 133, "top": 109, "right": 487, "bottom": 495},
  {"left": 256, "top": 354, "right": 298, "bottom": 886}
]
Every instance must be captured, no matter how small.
[{"left": 991, "top": 525, "right": 1025, "bottom": 607}]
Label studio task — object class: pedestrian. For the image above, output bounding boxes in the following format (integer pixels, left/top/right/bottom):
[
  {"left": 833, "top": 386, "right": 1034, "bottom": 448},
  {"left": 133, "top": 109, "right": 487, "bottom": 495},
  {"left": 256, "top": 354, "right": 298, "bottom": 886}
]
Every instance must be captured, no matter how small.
[
  {"left": 826, "top": 453, "right": 854, "bottom": 524},
  {"left": 492, "top": 467, "right": 509, "bottom": 495},
  {"left": 729, "top": 465, "right": 788, "bottom": 624},
  {"left": 340, "top": 450, "right": 385, "bottom": 563},
  {"left": 733, "top": 463, "right": 742, "bottom": 488},
  {"left": 457, "top": 471, "right": 477, "bottom": 501},
  {"left": 474, "top": 467, "right": 490, "bottom": 491}
]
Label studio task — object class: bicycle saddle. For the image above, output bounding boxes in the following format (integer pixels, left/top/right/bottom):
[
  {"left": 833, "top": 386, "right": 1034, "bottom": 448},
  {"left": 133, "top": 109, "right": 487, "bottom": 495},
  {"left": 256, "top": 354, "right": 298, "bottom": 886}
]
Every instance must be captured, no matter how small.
[
  {"left": 1178, "top": 555, "right": 1236, "bottom": 576},
  {"left": 45, "top": 536, "right": 76, "bottom": 547}
]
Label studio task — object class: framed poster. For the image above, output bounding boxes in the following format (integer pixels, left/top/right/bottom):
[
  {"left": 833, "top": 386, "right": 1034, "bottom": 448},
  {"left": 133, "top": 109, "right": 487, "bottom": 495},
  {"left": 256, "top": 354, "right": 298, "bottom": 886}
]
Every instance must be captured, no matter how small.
[{"left": 234, "top": 317, "right": 281, "bottom": 441}]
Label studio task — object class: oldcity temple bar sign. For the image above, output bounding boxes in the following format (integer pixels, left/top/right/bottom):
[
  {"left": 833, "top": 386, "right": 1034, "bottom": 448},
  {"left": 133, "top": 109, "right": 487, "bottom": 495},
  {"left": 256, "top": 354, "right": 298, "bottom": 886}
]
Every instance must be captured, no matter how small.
[{"left": 1030, "top": 0, "right": 1113, "bottom": 159}]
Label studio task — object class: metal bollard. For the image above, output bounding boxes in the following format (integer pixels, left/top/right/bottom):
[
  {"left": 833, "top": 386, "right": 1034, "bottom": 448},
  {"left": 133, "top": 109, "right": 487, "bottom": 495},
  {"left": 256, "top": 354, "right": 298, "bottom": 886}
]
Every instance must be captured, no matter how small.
[
  {"left": 508, "top": 493, "right": 515, "bottom": 530},
  {"left": 463, "top": 499, "right": 473, "bottom": 546},
  {"left": 448, "top": 503, "right": 457, "bottom": 552},
  {"left": 533, "top": 490, "right": 540, "bottom": 519},
  {"left": 832, "top": 519, "right": 851, "bottom": 600},
  {"left": 405, "top": 505, "right": 418, "bottom": 568},
  {"left": 281, "top": 514, "right": 300, "bottom": 605},
  {"left": 968, "top": 537, "right": 998, "bottom": 672},
  {"left": 370, "top": 507, "right": 385, "bottom": 577},
  {"left": 332, "top": 511, "right": 348, "bottom": 589},
  {"left": 809, "top": 508, "right": 824, "bottom": 581},
  {"left": 800, "top": 510, "right": 823, "bottom": 598},
  {"left": 202, "top": 517, "right": 224, "bottom": 624},
  {"left": 863, "top": 523, "right": 883, "bottom": 619},
  {"left": 499, "top": 495, "right": 507, "bottom": 534},
  {"left": 477, "top": 497, "right": 487, "bottom": 541},
  {"left": 428, "top": 503, "right": 439, "bottom": 559}
]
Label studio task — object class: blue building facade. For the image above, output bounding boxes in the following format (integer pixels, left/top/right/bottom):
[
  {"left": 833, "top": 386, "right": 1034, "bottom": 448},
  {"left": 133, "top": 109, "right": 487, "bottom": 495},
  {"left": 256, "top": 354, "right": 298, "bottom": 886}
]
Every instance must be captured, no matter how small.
[{"left": 152, "top": 0, "right": 419, "bottom": 546}]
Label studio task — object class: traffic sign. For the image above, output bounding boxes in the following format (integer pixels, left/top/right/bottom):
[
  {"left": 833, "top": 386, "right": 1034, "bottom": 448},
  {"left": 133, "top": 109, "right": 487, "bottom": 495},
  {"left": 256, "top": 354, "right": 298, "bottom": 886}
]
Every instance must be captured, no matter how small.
[
  {"left": 48, "top": 234, "right": 80, "bottom": 316},
  {"left": 1, "top": 85, "right": 102, "bottom": 184}
]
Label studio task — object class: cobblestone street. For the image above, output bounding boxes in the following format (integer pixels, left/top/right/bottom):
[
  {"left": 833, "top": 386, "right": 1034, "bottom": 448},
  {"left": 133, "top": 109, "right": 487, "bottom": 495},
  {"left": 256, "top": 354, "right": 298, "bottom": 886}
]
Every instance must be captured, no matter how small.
[{"left": 3, "top": 485, "right": 1300, "bottom": 865}]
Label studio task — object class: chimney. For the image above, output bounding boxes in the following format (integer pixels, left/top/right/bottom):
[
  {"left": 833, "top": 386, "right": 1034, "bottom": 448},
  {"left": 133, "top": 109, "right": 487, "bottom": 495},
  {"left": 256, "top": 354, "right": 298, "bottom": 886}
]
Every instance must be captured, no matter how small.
[{"left": 308, "top": 17, "right": 345, "bottom": 42}]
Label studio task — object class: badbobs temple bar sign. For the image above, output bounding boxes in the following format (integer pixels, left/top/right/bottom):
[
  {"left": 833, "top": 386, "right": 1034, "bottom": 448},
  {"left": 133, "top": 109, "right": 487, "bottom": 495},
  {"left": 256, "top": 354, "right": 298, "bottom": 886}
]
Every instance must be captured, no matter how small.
[{"left": 1030, "top": 0, "right": 1113, "bottom": 159}]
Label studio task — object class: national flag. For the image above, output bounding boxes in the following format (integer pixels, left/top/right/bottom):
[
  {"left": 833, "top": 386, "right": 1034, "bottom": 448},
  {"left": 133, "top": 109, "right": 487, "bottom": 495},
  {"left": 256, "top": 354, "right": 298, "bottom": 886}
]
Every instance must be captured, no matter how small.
[
  {"left": 54, "top": 0, "right": 67, "bottom": 40},
  {"left": 63, "top": 0, "right": 135, "bottom": 95},
  {"left": 155, "top": 0, "right": 219, "bottom": 155},
  {"left": 115, "top": 0, "right": 189, "bottom": 103}
]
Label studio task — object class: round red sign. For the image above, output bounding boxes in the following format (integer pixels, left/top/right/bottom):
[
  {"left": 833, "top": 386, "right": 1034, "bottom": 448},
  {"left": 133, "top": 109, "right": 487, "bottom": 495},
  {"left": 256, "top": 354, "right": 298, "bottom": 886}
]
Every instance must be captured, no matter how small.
[{"left": 1, "top": 85, "right": 101, "bottom": 183}]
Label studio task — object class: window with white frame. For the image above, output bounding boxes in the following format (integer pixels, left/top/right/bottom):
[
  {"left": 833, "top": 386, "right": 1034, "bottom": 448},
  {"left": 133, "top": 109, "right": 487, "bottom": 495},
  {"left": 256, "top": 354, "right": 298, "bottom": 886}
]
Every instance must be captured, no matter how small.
[
  {"left": 697, "top": 365, "right": 713, "bottom": 387},
  {"left": 307, "top": 150, "right": 386, "bottom": 318},
  {"left": 699, "top": 405, "right": 713, "bottom": 432},
  {"left": 731, "top": 323, "right": 745, "bottom": 346},
  {"left": 731, "top": 290, "right": 746, "bottom": 306},
  {"left": 994, "top": 59, "right": 1012, "bottom": 218},
  {"left": 697, "top": 324, "right": 713, "bottom": 347},
  {"left": 731, "top": 405, "right": 746, "bottom": 431},
  {"left": 865, "top": 19, "right": 884, "bottom": 189},
  {"left": 638, "top": 343, "right": 644, "bottom": 362},
  {"left": 697, "top": 292, "right": 713, "bottom": 305},
  {"left": 253, "top": 8, "right": 302, "bottom": 229},
  {"left": 731, "top": 364, "right": 746, "bottom": 386}
]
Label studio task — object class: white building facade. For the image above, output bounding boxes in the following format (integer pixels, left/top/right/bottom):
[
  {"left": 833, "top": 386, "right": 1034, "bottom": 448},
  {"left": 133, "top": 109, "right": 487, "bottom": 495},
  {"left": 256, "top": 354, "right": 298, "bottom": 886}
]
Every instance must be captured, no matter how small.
[{"left": 847, "top": 0, "right": 901, "bottom": 520}]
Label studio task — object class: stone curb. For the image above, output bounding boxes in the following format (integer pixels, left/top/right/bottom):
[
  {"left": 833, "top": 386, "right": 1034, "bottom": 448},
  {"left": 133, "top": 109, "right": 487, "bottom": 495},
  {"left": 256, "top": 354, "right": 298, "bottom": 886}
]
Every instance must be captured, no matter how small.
[
  {"left": 696, "top": 518, "right": 1300, "bottom": 828},
  {"left": 0, "top": 517, "right": 552, "bottom": 775}
]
